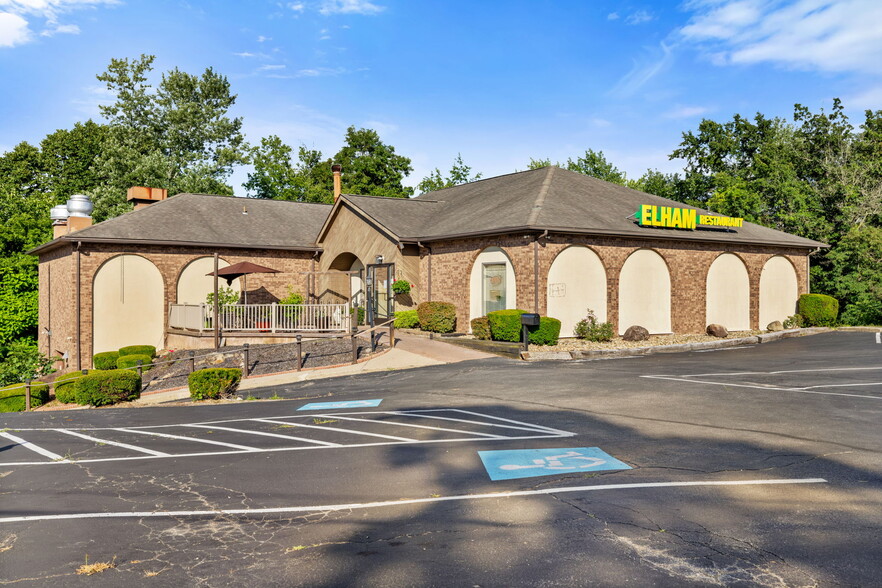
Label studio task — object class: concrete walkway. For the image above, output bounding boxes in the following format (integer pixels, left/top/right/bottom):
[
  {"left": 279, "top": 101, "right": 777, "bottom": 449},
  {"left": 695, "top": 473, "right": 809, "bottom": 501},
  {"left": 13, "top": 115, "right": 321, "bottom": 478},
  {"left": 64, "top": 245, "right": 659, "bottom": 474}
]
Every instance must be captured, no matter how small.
[{"left": 135, "top": 332, "right": 496, "bottom": 405}]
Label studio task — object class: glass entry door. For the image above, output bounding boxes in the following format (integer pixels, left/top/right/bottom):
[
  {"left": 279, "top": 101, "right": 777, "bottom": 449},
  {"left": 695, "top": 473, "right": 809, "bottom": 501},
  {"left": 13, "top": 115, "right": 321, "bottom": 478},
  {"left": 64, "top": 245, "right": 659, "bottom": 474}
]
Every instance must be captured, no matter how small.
[
  {"left": 483, "top": 263, "right": 507, "bottom": 314},
  {"left": 366, "top": 263, "right": 394, "bottom": 324}
]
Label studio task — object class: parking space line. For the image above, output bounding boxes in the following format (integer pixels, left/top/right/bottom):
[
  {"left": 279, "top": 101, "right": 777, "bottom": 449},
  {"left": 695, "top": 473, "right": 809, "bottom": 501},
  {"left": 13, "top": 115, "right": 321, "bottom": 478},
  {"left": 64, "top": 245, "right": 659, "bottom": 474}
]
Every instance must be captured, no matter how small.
[
  {"left": 116, "top": 428, "right": 261, "bottom": 451},
  {"left": 253, "top": 418, "right": 416, "bottom": 442},
  {"left": 876, "top": 332, "right": 880, "bottom": 344},
  {"left": 390, "top": 411, "right": 569, "bottom": 435},
  {"left": 305, "top": 413, "right": 506, "bottom": 438},
  {"left": 58, "top": 430, "right": 170, "bottom": 456},
  {"left": 184, "top": 424, "right": 341, "bottom": 446},
  {"left": 439, "top": 409, "right": 576, "bottom": 436},
  {"left": 642, "top": 375, "right": 882, "bottom": 400},
  {"left": 0, "top": 478, "right": 828, "bottom": 524},
  {"left": 799, "top": 382, "right": 882, "bottom": 389},
  {"left": 0, "top": 431, "right": 67, "bottom": 462}
]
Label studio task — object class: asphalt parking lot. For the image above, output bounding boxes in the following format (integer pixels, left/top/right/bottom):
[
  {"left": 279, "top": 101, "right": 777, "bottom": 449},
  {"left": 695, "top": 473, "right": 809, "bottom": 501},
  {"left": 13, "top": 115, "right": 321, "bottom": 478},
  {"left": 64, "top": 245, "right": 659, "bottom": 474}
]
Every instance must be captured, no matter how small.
[{"left": 1, "top": 331, "right": 880, "bottom": 587}]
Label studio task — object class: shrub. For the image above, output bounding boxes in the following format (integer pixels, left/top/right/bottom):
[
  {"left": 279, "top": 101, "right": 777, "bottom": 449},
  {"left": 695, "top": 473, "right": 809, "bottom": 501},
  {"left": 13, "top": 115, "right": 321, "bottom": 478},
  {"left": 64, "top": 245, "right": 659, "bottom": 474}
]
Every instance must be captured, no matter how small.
[
  {"left": 116, "top": 354, "right": 153, "bottom": 370},
  {"left": 391, "top": 279, "right": 412, "bottom": 295},
  {"left": 783, "top": 314, "right": 804, "bottom": 329},
  {"left": 350, "top": 306, "right": 366, "bottom": 325},
  {"left": 188, "top": 368, "right": 242, "bottom": 400},
  {"left": 798, "top": 293, "right": 839, "bottom": 327},
  {"left": 394, "top": 309, "right": 420, "bottom": 329},
  {"left": 75, "top": 370, "right": 141, "bottom": 406},
  {"left": 92, "top": 351, "right": 119, "bottom": 370},
  {"left": 54, "top": 370, "right": 90, "bottom": 403},
  {"left": 487, "top": 309, "right": 528, "bottom": 342},
  {"left": 118, "top": 345, "right": 156, "bottom": 358},
  {"left": 416, "top": 301, "right": 457, "bottom": 333},
  {"left": 470, "top": 316, "right": 491, "bottom": 340},
  {"left": 0, "top": 340, "right": 57, "bottom": 388},
  {"left": 574, "top": 308, "right": 615, "bottom": 342},
  {"left": 206, "top": 286, "right": 240, "bottom": 306},
  {"left": 528, "top": 317, "right": 561, "bottom": 346},
  {"left": 0, "top": 382, "right": 50, "bottom": 412}
]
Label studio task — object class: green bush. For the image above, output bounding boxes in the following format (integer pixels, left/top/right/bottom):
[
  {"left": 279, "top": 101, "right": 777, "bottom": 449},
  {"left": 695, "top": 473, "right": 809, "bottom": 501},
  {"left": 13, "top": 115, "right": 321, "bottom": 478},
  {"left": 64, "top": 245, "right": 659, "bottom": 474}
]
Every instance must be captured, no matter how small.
[
  {"left": 75, "top": 370, "right": 141, "bottom": 406},
  {"left": 783, "top": 314, "right": 804, "bottom": 329},
  {"left": 528, "top": 317, "right": 561, "bottom": 346},
  {"left": 416, "top": 301, "right": 457, "bottom": 333},
  {"left": 118, "top": 345, "right": 156, "bottom": 358},
  {"left": 188, "top": 368, "right": 242, "bottom": 400},
  {"left": 798, "top": 293, "right": 839, "bottom": 327},
  {"left": 470, "top": 316, "right": 491, "bottom": 340},
  {"left": 92, "top": 351, "right": 120, "bottom": 370},
  {"left": 206, "top": 286, "right": 240, "bottom": 306},
  {"left": 116, "top": 354, "right": 153, "bottom": 370},
  {"left": 487, "top": 309, "right": 528, "bottom": 342},
  {"left": 0, "top": 340, "right": 57, "bottom": 388},
  {"left": 0, "top": 382, "right": 50, "bottom": 412},
  {"left": 350, "top": 306, "right": 366, "bottom": 325},
  {"left": 54, "top": 370, "right": 90, "bottom": 403},
  {"left": 574, "top": 309, "right": 615, "bottom": 342},
  {"left": 394, "top": 309, "right": 420, "bottom": 329}
]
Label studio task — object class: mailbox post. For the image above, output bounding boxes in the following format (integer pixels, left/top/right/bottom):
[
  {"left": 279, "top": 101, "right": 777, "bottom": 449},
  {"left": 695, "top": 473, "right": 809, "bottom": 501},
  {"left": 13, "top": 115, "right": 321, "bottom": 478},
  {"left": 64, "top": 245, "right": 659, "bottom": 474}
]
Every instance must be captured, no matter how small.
[{"left": 520, "top": 313, "right": 540, "bottom": 352}]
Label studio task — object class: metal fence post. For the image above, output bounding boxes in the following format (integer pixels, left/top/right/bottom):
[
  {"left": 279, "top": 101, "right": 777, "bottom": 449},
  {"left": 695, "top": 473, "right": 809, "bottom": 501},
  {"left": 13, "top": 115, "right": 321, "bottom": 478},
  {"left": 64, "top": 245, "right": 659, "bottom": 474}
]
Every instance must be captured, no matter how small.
[
  {"left": 296, "top": 335, "right": 302, "bottom": 371},
  {"left": 389, "top": 322, "right": 395, "bottom": 348},
  {"left": 189, "top": 350, "right": 195, "bottom": 373},
  {"left": 25, "top": 380, "right": 31, "bottom": 411},
  {"left": 136, "top": 360, "right": 143, "bottom": 378},
  {"left": 351, "top": 332, "right": 358, "bottom": 365},
  {"left": 243, "top": 343, "right": 250, "bottom": 377}
]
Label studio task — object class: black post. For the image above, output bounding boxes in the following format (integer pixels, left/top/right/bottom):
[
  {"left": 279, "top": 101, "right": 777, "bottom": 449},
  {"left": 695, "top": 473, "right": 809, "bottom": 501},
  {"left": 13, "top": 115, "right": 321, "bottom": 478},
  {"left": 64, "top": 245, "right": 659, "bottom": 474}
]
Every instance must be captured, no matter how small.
[
  {"left": 189, "top": 350, "right": 195, "bottom": 373},
  {"left": 243, "top": 343, "right": 250, "bottom": 377},
  {"left": 296, "top": 335, "right": 302, "bottom": 371},
  {"left": 389, "top": 322, "right": 395, "bottom": 348},
  {"left": 351, "top": 333, "right": 358, "bottom": 365},
  {"left": 136, "top": 360, "right": 143, "bottom": 378},
  {"left": 25, "top": 380, "right": 31, "bottom": 411},
  {"left": 522, "top": 325, "right": 529, "bottom": 353}
]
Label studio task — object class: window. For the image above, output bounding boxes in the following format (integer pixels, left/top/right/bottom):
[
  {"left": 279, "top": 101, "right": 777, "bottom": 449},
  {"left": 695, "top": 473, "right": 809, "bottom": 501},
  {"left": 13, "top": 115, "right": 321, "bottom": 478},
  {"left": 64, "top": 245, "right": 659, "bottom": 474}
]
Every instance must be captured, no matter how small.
[{"left": 483, "top": 263, "right": 507, "bottom": 314}]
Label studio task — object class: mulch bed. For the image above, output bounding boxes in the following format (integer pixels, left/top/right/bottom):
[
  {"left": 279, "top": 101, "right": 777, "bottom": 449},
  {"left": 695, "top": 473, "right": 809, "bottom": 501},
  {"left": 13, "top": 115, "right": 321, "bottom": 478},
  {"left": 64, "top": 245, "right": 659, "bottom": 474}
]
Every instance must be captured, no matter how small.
[{"left": 140, "top": 338, "right": 386, "bottom": 394}]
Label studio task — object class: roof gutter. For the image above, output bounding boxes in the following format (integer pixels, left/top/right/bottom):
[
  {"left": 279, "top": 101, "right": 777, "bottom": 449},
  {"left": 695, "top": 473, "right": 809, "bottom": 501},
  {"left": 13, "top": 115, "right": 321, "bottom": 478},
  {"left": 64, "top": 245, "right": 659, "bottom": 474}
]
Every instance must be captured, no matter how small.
[{"left": 29, "top": 237, "right": 323, "bottom": 256}]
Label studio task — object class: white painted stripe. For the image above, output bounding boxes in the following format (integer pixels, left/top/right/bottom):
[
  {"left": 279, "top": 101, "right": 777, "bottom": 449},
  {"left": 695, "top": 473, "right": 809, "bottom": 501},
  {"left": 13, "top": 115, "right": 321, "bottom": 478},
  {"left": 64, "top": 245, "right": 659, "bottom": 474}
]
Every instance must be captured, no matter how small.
[
  {"left": 443, "top": 409, "right": 574, "bottom": 436},
  {"left": 116, "top": 428, "right": 261, "bottom": 451},
  {"left": 254, "top": 418, "right": 415, "bottom": 442},
  {"left": 389, "top": 412, "right": 563, "bottom": 435},
  {"left": 876, "top": 332, "right": 880, "bottom": 344},
  {"left": 0, "top": 433, "right": 569, "bottom": 467},
  {"left": 58, "top": 430, "right": 169, "bottom": 456},
  {"left": 0, "top": 431, "right": 67, "bottom": 461},
  {"left": 305, "top": 414, "right": 505, "bottom": 438},
  {"left": 800, "top": 382, "right": 882, "bottom": 390},
  {"left": 643, "top": 375, "right": 882, "bottom": 401},
  {"left": 184, "top": 424, "right": 340, "bottom": 446},
  {"left": 0, "top": 478, "right": 827, "bottom": 524},
  {"left": 653, "top": 366, "right": 882, "bottom": 378}
]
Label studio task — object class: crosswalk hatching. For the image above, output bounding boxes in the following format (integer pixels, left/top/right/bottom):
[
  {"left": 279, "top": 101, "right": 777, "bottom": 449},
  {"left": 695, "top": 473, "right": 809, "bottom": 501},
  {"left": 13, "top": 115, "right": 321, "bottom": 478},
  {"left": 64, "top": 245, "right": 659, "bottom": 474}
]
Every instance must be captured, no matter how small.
[{"left": 0, "top": 409, "right": 575, "bottom": 466}]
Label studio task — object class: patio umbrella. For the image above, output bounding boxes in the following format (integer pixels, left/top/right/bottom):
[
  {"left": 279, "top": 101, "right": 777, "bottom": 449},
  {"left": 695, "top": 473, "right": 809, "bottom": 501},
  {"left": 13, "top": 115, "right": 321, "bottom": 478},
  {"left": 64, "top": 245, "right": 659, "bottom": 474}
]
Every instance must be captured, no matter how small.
[{"left": 207, "top": 261, "right": 280, "bottom": 304}]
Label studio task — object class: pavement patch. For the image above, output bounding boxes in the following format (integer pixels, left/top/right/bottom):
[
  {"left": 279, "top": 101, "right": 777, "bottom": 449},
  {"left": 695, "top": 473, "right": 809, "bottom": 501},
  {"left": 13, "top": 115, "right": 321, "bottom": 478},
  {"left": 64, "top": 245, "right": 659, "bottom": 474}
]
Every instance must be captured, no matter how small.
[
  {"left": 478, "top": 447, "right": 632, "bottom": 481},
  {"left": 297, "top": 399, "right": 383, "bottom": 410}
]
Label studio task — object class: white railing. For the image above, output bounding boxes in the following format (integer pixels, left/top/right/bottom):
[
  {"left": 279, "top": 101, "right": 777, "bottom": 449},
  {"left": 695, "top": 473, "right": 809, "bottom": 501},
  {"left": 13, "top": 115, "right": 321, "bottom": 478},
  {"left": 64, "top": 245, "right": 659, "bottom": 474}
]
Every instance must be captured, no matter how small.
[{"left": 168, "top": 303, "right": 353, "bottom": 333}]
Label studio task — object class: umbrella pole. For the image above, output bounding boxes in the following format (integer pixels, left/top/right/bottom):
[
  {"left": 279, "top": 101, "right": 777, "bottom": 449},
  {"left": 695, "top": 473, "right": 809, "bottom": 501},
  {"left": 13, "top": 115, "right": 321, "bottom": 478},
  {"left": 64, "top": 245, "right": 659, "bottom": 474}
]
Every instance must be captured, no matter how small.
[{"left": 213, "top": 253, "right": 219, "bottom": 350}]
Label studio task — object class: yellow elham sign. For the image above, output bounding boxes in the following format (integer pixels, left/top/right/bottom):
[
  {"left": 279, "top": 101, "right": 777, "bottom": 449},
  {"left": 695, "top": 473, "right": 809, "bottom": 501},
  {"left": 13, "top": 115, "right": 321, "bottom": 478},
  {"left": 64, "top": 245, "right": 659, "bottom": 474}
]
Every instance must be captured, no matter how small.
[{"left": 636, "top": 204, "right": 743, "bottom": 230}]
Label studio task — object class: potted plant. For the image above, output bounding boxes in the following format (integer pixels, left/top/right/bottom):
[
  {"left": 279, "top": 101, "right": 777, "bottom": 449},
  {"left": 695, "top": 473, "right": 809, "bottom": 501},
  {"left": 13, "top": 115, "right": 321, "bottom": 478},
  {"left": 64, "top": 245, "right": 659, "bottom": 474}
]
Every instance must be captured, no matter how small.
[{"left": 392, "top": 279, "right": 412, "bottom": 295}]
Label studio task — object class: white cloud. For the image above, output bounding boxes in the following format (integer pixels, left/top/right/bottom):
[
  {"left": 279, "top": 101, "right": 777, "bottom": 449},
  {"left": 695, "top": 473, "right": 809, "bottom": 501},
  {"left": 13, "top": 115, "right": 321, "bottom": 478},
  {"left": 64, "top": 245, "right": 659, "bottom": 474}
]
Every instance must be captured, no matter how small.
[
  {"left": 679, "top": 0, "right": 882, "bottom": 74},
  {"left": 626, "top": 10, "right": 654, "bottom": 25},
  {"left": 846, "top": 85, "right": 882, "bottom": 109},
  {"left": 288, "top": 2, "right": 305, "bottom": 12},
  {"left": 610, "top": 42, "right": 674, "bottom": 97},
  {"left": 589, "top": 117, "right": 612, "bottom": 128},
  {"left": 40, "top": 22, "right": 78, "bottom": 36},
  {"left": 234, "top": 51, "right": 256, "bottom": 58},
  {"left": 257, "top": 64, "right": 286, "bottom": 71},
  {"left": 257, "top": 35, "right": 271, "bottom": 42},
  {"left": 319, "top": 0, "right": 384, "bottom": 15},
  {"left": 663, "top": 105, "right": 712, "bottom": 119},
  {"left": 607, "top": 12, "right": 619, "bottom": 20},
  {"left": 361, "top": 119, "right": 397, "bottom": 136},
  {"left": 0, "top": 12, "right": 30, "bottom": 46}
]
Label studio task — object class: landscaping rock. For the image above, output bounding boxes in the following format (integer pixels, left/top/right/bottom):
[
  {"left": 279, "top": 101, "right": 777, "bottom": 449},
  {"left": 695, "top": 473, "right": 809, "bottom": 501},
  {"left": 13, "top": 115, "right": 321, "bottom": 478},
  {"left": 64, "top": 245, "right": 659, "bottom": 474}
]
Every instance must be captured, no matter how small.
[
  {"left": 706, "top": 323, "right": 728, "bottom": 338},
  {"left": 622, "top": 325, "right": 649, "bottom": 342},
  {"left": 767, "top": 321, "right": 784, "bottom": 332}
]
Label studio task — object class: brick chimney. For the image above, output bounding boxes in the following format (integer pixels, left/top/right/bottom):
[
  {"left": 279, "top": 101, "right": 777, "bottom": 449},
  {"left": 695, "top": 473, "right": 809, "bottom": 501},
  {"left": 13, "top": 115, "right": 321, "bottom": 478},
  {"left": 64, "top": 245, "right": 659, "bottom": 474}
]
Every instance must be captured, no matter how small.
[
  {"left": 332, "top": 164, "right": 342, "bottom": 202},
  {"left": 128, "top": 186, "right": 168, "bottom": 210}
]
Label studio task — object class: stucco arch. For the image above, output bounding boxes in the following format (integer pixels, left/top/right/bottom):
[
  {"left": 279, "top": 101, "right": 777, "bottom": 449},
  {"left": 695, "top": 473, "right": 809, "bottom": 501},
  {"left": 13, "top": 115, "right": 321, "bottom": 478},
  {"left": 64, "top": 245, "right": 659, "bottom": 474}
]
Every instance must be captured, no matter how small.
[
  {"left": 547, "top": 246, "right": 607, "bottom": 337},
  {"left": 93, "top": 254, "right": 165, "bottom": 354},
  {"left": 469, "top": 247, "right": 517, "bottom": 321},
  {"left": 705, "top": 253, "right": 750, "bottom": 331},
  {"left": 175, "top": 256, "right": 239, "bottom": 305},
  {"left": 618, "top": 249, "right": 671, "bottom": 335},
  {"left": 759, "top": 255, "right": 798, "bottom": 328}
]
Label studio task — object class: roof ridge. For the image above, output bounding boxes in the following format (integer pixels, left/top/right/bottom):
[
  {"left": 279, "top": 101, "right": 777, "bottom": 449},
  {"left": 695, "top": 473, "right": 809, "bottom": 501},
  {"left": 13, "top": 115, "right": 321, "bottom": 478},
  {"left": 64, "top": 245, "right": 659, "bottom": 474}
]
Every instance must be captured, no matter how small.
[
  {"left": 413, "top": 166, "right": 552, "bottom": 199},
  {"left": 345, "top": 194, "right": 440, "bottom": 203},
  {"left": 526, "top": 166, "right": 555, "bottom": 226}
]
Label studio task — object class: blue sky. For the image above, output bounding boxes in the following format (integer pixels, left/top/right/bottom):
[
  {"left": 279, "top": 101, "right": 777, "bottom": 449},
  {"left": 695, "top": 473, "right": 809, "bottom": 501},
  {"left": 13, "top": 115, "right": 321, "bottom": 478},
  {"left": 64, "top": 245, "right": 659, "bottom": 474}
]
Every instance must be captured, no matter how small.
[{"left": 2, "top": 0, "right": 881, "bottom": 195}]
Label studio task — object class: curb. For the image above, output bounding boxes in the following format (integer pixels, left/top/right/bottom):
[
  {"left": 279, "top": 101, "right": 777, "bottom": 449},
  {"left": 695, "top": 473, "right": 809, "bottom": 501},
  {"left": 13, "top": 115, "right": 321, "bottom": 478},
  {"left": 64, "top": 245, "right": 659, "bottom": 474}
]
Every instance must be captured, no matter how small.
[{"left": 521, "top": 327, "right": 833, "bottom": 361}]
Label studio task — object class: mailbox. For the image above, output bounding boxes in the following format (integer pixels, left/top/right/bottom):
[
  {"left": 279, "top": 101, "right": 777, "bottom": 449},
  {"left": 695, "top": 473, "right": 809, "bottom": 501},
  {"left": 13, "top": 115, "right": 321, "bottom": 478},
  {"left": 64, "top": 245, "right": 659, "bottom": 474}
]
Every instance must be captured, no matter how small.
[{"left": 521, "top": 313, "right": 540, "bottom": 326}]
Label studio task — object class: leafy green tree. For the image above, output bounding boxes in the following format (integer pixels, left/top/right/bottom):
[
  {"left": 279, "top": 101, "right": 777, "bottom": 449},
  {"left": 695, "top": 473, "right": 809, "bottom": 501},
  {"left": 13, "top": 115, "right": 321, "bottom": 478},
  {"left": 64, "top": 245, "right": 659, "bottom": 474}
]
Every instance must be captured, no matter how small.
[
  {"left": 333, "top": 126, "right": 413, "bottom": 198},
  {"left": 40, "top": 121, "right": 109, "bottom": 202},
  {"left": 823, "top": 225, "right": 882, "bottom": 325},
  {"left": 566, "top": 149, "right": 628, "bottom": 185},
  {"left": 418, "top": 153, "right": 482, "bottom": 193}
]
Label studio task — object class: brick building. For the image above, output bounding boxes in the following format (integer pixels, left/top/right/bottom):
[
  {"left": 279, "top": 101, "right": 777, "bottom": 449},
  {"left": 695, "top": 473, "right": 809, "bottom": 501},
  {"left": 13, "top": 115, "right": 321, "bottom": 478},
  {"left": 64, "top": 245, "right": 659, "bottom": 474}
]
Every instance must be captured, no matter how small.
[{"left": 31, "top": 166, "right": 824, "bottom": 370}]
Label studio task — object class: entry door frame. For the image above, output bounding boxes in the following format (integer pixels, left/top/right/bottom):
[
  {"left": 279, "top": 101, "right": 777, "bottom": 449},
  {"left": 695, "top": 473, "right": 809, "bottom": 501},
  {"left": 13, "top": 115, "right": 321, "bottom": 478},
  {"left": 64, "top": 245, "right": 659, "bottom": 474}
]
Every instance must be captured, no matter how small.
[{"left": 365, "top": 262, "right": 395, "bottom": 327}]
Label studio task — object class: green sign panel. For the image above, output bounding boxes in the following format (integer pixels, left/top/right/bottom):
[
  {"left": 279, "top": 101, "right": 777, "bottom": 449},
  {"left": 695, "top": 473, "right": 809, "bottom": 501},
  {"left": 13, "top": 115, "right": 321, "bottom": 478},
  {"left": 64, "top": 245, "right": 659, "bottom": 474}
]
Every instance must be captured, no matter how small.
[{"left": 636, "top": 204, "right": 743, "bottom": 230}]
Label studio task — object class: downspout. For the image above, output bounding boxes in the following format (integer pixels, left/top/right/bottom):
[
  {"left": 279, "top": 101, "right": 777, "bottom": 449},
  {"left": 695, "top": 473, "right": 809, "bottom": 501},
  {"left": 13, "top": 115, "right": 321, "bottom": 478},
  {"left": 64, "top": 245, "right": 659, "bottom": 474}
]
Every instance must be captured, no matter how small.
[
  {"left": 418, "top": 242, "right": 432, "bottom": 302},
  {"left": 533, "top": 231, "right": 547, "bottom": 313},
  {"left": 75, "top": 241, "right": 81, "bottom": 370}
]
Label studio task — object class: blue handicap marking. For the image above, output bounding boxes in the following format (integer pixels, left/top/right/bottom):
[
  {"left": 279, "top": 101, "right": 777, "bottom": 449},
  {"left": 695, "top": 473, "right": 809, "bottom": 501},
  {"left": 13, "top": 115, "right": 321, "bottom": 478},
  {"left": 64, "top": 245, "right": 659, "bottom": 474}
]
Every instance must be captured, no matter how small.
[
  {"left": 479, "top": 447, "right": 631, "bottom": 481},
  {"left": 297, "top": 399, "right": 383, "bottom": 411}
]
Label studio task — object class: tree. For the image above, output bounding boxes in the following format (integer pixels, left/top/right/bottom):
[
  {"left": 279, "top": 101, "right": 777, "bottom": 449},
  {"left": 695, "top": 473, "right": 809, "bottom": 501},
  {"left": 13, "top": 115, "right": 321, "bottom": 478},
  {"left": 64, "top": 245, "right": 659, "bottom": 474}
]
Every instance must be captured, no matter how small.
[
  {"left": 565, "top": 149, "right": 628, "bottom": 185},
  {"left": 417, "top": 153, "right": 482, "bottom": 193},
  {"left": 40, "top": 120, "right": 109, "bottom": 202},
  {"left": 333, "top": 126, "right": 413, "bottom": 198}
]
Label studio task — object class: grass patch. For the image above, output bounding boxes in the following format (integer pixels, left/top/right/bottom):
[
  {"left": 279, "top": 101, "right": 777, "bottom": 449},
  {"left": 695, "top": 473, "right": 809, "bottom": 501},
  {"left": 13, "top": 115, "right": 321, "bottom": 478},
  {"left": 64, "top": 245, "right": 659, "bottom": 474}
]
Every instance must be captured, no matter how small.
[
  {"left": 312, "top": 418, "right": 337, "bottom": 425},
  {"left": 76, "top": 555, "right": 116, "bottom": 575}
]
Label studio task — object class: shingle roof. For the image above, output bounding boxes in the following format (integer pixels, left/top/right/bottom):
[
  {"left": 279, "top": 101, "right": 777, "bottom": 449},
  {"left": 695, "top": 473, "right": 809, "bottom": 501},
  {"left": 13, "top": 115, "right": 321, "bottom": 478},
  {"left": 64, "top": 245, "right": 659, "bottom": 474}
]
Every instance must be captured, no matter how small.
[
  {"left": 31, "top": 193, "right": 331, "bottom": 254},
  {"left": 342, "top": 166, "right": 826, "bottom": 249}
]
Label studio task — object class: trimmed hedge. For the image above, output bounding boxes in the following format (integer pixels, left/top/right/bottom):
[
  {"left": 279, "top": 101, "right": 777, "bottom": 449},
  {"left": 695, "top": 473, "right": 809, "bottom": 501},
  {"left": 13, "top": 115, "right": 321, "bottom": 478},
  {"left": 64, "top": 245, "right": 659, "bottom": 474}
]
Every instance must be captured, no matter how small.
[
  {"left": 487, "top": 309, "right": 528, "bottom": 342},
  {"left": 118, "top": 345, "right": 156, "bottom": 358},
  {"left": 417, "top": 301, "right": 457, "bottom": 333},
  {"left": 54, "top": 370, "right": 89, "bottom": 404},
  {"left": 188, "top": 368, "right": 242, "bottom": 400},
  {"left": 528, "top": 317, "right": 562, "bottom": 346},
  {"left": 117, "top": 354, "right": 153, "bottom": 370},
  {"left": 75, "top": 370, "right": 141, "bottom": 406},
  {"left": 393, "top": 309, "right": 420, "bottom": 329},
  {"left": 798, "top": 293, "right": 839, "bottom": 327},
  {"left": 470, "top": 316, "right": 491, "bottom": 340},
  {"left": 92, "top": 351, "right": 120, "bottom": 370},
  {"left": 0, "top": 382, "right": 50, "bottom": 412}
]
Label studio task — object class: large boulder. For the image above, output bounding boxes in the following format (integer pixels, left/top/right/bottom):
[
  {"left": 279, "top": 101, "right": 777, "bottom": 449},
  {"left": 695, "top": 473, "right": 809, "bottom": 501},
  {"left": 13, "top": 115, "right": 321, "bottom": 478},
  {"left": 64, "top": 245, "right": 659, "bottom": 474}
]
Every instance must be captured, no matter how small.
[
  {"left": 706, "top": 324, "right": 728, "bottom": 338},
  {"left": 622, "top": 325, "right": 649, "bottom": 342},
  {"left": 767, "top": 320, "right": 784, "bottom": 332}
]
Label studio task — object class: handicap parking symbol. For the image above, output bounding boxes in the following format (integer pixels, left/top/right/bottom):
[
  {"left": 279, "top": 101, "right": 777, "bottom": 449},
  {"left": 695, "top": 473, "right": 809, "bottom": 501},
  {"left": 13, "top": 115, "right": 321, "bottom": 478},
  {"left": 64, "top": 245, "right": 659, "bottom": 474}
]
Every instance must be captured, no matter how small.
[
  {"left": 297, "top": 399, "right": 383, "bottom": 411},
  {"left": 478, "top": 447, "right": 631, "bottom": 481}
]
